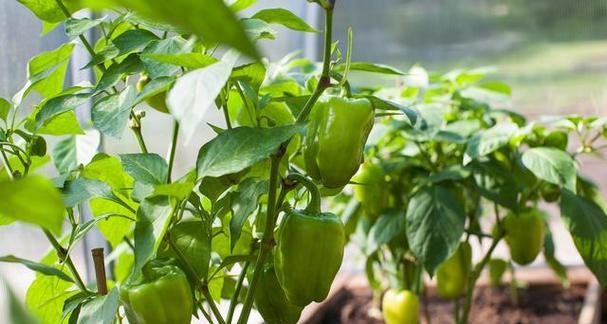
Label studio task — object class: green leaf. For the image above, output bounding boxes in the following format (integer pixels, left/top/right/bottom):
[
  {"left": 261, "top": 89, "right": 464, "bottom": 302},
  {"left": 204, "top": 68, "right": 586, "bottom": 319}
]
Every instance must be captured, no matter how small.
[
  {"left": 98, "top": 0, "right": 259, "bottom": 59},
  {"left": 85, "top": 29, "right": 159, "bottom": 68},
  {"left": 167, "top": 51, "right": 239, "bottom": 141},
  {"left": 36, "top": 93, "right": 92, "bottom": 130},
  {"left": 231, "top": 62, "right": 266, "bottom": 92},
  {"left": 0, "top": 176, "right": 64, "bottom": 234},
  {"left": 230, "top": 179, "right": 268, "bottom": 250},
  {"left": 252, "top": 8, "right": 317, "bottom": 32},
  {"left": 464, "top": 122, "right": 518, "bottom": 163},
  {"left": 92, "top": 86, "right": 137, "bottom": 138},
  {"left": 81, "top": 153, "right": 133, "bottom": 191},
  {"left": 406, "top": 185, "right": 466, "bottom": 275},
  {"left": 62, "top": 178, "right": 119, "bottom": 208},
  {"left": 242, "top": 19, "right": 276, "bottom": 41},
  {"left": 0, "top": 97, "right": 11, "bottom": 122},
  {"left": 0, "top": 255, "right": 72, "bottom": 282},
  {"left": 366, "top": 209, "right": 406, "bottom": 255},
  {"left": 140, "top": 53, "right": 218, "bottom": 70},
  {"left": 560, "top": 190, "right": 607, "bottom": 286},
  {"left": 522, "top": 147, "right": 577, "bottom": 193},
  {"left": 26, "top": 275, "right": 75, "bottom": 324},
  {"left": 37, "top": 111, "right": 84, "bottom": 135},
  {"left": 133, "top": 197, "right": 174, "bottom": 276},
  {"left": 197, "top": 124, "right": 305, "bottom": 179},
  {"left": 95, "top": 55, "right": 143, "bottom": 92},
  {"left": 52, "top": 130, "right": 100, "bottom": 173},
  {"left": 336, "top": 62, "right": 405, "bottom": 75},
  {"left": 65, "top": 17, "right": 104, "bottom": 39},
  {"left": 17, "top": 0, "right": 80, "bottom": 23},
  {"left": 120, "top": 153, "right": 168, "bottom": 185},
  {"left": 90, "top": 199, "right": 135, "bottom": 248},
  {"left": 141, "top": 37, "right": 191, "bottom": 78},
  {"left": 134, "top": 76, "right": 175, "bottom": 107},
  {"left": 159, "top": 221, "right": 211, "bottom": 278},
  {"left": 78, "top": 289, "right": 120, "bottom": 324},
  {"left": 544, "top": 229, "right": 569, "bottom": 287},
  {"left": 229, "top": 0, "right": 257, "bottom": 11}
]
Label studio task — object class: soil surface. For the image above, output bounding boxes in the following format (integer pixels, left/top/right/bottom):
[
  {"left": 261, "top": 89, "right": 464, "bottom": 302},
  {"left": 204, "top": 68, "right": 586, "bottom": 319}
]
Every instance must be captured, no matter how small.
[{"left": 315, "top": 283, "right": 587, "bottom": 324}]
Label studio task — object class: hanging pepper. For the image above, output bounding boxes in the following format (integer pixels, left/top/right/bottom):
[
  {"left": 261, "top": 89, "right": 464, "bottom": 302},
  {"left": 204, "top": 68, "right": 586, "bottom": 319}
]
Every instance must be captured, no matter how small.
[
  {"left": 120, "top": 259, "right": 193, "bottom": 324},
  {"left": 274, "top": 174, "right": 346, "bottom": 306},
  {"left": 382, "top": 289, "right": 420, "bottom": 324},
  {"left": 137, "top": 74, "right": 169, "bottom": 114},
  {"left": 503, "top": 208, "right": 545, "bottom": 265},
  {"left": 436, "top": 241, "right": 472, "bottom": 298},
  {"left": 304, "top": 96, "right": 375, "bottom": 188},
  {"left": 352, "top": 163, "right": 389, "bottom": 221},
  {"left": 254, "top": 265, "right": 304, "bottom": 324}
]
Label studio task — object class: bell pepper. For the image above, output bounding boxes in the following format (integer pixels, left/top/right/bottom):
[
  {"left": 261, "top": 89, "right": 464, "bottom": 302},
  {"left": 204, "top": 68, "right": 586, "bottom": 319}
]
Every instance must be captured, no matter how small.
[
  {"left": 120, "top": 259, "right": 193, "bottom": 324},
  {"left": 503, "top": 208, "right": 545, "bottom": 265},
  {"left": 137, "top": 74, "right": 169, "bottom": 113},
  {"left": 382, "top": 289, "right": 419, "bottom": 324},
  {"left": 304, "top": 96, "right": 375, "bottom": 188},
  {"left": 254, "top": 265, "right": 303, "bottom": 324},
  {"left": 436, "top": 241, "right": 472, "bottom": 298},
  {"left": 274, "top": 174, "right": 346, "bottom": 306},
  {"left": 352, "top": 163, "right": 389, "bottom": 221}
]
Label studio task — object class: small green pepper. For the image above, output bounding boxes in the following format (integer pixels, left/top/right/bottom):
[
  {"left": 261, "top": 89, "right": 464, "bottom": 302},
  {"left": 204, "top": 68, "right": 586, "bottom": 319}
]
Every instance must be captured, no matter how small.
[
  {"left": 436, "top": 241, "right": 472, "bottom": 298},
  {"left": 254, "top": 265, "right": 303, "bottom": 324},
  {"left": 120, "top": 259, "right": 193, "bottom": 324},
  {"left": 503, "top": 208, "right": 545, "bottom": 265}
]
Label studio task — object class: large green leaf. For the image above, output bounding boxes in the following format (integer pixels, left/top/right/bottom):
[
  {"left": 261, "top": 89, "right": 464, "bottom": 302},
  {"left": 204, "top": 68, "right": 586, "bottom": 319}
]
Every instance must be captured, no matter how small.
[
  {"left": 406, "top": 185, "right": 466, "bottom": 275},
  {"left": 0, "top": 176, "right": 64, "bottom": 234},
  {"left": 230, "top": 178, "right": 268, "bottom": 250},
  {"left": 336, "top": 62, "right": 405, "bottom": 75},
  {"left": 120, "top": 153, "right": 168, "bottom": 185},
  {"left": 65, "top": 17, "right": 105, "bottom": 39},
  {"left": 35, "top": 93, "right": 92, "bottom": 130},
  {"left": 90, "top": 0, "right": 259, "bottom": 58},
  {"left": 141, "top": 37, "right": 191, "bottom": 78},
  {"left": 133, "top": 197, "right": 174, "bottom": 276},
  {"left": 78, "top": 289, "right": 119, "bottom": 324},
  {"left": 52, "top": 130, "right": 100, "bottom": 174},
  {"left": 167, "top": 51, "right": 239, "bottom": 141},
  {"left": 26, "top": 274, "right": 75, "bottom": 324},
  {"left": 159, "top": 221, "right": 211, "bottom": 278},
  {"left": 92, "top": 86, "right": 137, "bottom": 138},
  {"left": 522, "top": 147, "right": 577, "bottom": 193},
  {"left": 560, "top": 190, "right": 607, "bottom": 286},
  {"left": 62, "top": 178, "right": 119, "bottom": 208},
  {"left": 464, "top": 122, "right": 518, "bottom": 163},
  {"left": 366, "top": 209, "right": 406, "bottom": 255},
  {"left": 196, "top": 124, "right": 305, "bottom": 179},
  {"left": 17, "top": 0, "right": 81, "bottom": 23},
  {"left": 252, "top": 8, "right": 317, "bottom": 32}
]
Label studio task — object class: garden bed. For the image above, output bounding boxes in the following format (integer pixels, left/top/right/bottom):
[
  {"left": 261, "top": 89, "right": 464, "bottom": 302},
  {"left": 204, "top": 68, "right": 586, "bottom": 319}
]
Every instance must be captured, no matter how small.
[{"left": 302, "top": 267, "right": 602, "bottom": 324}]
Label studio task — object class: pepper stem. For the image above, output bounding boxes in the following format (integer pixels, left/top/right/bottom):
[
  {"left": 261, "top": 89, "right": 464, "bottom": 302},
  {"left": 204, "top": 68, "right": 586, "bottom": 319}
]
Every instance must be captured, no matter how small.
[{"left": 286, "top": 173, "right": 322, "bottom": 214}]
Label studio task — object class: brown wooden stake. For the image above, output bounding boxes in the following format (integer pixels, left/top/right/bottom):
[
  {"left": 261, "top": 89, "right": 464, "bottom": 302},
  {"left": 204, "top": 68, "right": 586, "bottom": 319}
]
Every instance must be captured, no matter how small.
[{"left": 91, "top": 248, "right": 108, "bottom": 295}]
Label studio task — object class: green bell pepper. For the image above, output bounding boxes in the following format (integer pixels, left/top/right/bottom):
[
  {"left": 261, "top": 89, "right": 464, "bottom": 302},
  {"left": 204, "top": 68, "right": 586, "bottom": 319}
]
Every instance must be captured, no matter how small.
[
  {"left": 254, "top": 265, "right": 303, "bottom": 324},
  {"left": 274, "top": 174, "right": 346, "bottom": 306},
  {"left": 120, "top": 259, "right": 193, "bottom": 324},
  {"left": 382, "top": 289, "right": 419, "bottom": 324},
  {"left": 436, "top": 241, "right": 472, "bottom": 298},
  {"left": 503, "top": 208, "right": 545, "bottom": 265},
  {"left": 304, "top": 96, "right": 375, "bottom": 188},
  {"left": 352, "top": 163, "right": 389, "bottom": 221}
]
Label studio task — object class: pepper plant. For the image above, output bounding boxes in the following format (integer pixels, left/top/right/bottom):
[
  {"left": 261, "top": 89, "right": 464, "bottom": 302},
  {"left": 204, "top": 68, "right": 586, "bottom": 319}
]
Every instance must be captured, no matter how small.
[
  {"left": 334, "top": 67, "right": 607, "bottom": 324},
  {"left": 0, "top": 0, "right": 409, "bottom": 323}
]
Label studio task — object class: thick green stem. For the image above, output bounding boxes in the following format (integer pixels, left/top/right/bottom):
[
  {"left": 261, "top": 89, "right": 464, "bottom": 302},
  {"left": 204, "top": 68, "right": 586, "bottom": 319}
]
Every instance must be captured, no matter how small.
[
  {"left": 226, "top": 261, "right": 250, "bottom": 324},
  {"left": 166, "top": 120, "right": 179, "bottom": 183},
  {"left": 43, "top": 229, "right": 90, "bottom": 293},
  {"left": 236, "top": 155, "right": 282, "bottom": 324},
  {"left": 459, "top": 234, "right": 503, "bottom": 324},
  {"left": 130, "top": 112, "right": 148, "bottom": 154}
]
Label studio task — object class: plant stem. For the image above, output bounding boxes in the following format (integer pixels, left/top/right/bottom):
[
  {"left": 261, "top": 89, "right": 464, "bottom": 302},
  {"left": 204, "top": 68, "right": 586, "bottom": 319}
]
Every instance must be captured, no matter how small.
[
  {"left": 201, "top": 284, "right": 227, "bottom": 324},
  {"left": 226, "top": 261, "right": 250, "bottom": 324},
  {"left": 166, "top": 120, "right": 179, "bottom": 183},
  {"left": 509, "top": 262, "right": 519, "bottom": 306},
  {"left": 91, "top": 248, "right": 108, "bottom": 295},
  {"left": 199, "top": 303, "right": 215, "bottom": 324},
  {"left": 295, "top": 8, "right": 334, "bottom": 123},
  {"left": 223, "top": 103, "right": 233, "bottom": 130},
  {"left": 459, "top": 234, "right": 503, "bottom": 324},
  {"left": 236, "top": 155, "right": 282, "bottom": 324},
  {"left": 130, "top": 113, "right": 148, "bottom": 154},
  {"left": 454, "top": 297, "right": 461, "bottom": 323},
  {"left": 0, "top": 150, "right": 14, "bottom": 179},
  {"left": 43, "top": 229, "right": 90, "bottom": 293}
]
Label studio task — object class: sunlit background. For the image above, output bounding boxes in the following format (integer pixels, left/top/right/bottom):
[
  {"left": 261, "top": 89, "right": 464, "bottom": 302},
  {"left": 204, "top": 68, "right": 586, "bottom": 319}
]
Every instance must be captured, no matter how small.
[{"left": 1, "top": 0, "right": 606, "bottom": 321}]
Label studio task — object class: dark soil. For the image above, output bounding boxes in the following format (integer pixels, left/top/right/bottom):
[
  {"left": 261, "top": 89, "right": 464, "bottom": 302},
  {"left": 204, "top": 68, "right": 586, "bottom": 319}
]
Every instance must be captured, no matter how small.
[{"left": 315, "top": 283, "right": 588, "bottom": 324}]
